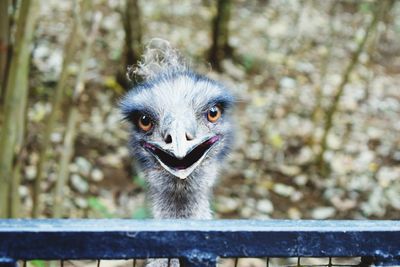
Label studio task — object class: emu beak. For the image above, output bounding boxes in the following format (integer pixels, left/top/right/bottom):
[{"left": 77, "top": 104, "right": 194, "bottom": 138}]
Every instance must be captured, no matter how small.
[{"left": 142, "top": 135, "right": 220, "bottom": 179}]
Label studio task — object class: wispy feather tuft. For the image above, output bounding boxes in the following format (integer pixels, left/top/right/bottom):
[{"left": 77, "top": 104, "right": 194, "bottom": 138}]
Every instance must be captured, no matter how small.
[{"left": 127, "top": 38, "right": 187, "bottom": 81}]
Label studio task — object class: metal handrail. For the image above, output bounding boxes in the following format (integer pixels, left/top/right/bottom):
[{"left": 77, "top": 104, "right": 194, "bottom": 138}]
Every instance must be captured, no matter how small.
[{"left": 0, "top": 219, "right": 399, "bottom": 266}]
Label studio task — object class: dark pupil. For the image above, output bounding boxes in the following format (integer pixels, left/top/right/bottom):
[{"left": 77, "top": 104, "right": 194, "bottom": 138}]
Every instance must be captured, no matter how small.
[
  {"left": 209, "top": 107, "right": 218, "bottom": 118},
  {"left": 140, "top": 115, "right": 150, "bottom": 126}
]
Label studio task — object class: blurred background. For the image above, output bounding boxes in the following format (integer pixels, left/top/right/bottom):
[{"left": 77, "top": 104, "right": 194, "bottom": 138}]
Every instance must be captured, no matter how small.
[{"left": 0, "top": 0, "right": 399, "bottom": 221}]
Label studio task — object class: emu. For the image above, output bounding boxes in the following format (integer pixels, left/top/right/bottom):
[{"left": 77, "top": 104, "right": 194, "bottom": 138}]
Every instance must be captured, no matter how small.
[
  {"left": 120, "top": 40, "right": 235, "bottom": 267},
  {"left": 120, "top": 40, "right": 234, "bottom": 222},
  {"left": 120, "top": 40, "right": 235, "bottom": 221}
]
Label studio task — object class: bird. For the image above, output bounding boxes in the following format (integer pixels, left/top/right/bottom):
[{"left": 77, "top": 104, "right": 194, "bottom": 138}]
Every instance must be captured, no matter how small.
[{"left": 120, "top": 40, "right": 235, "bottom": 221}]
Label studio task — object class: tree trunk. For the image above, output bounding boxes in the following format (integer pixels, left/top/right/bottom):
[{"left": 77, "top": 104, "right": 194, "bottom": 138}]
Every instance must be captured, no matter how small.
[
  {"left": 0, "top": 0, "right": 38, "bottom": 218},
  {"left": 9, "top": 55, "right": 30, "bottom": 218},
  {"left": 208, "top": 0, "right": 232, "bottom": 71},
  {"left": 53, "top": 12, "right": 101, "bottom": 218},
  {"left": 0, "top": 0, "right": 11, "bottom": 107},
  {"left": 311, "top": 1, "right": 338, "bottom": 127},
  {"left": 316, "top": 1, "right": 386, "bottom": 176},
  {"left": 32, "top": 1, "right": 81, "bottom": 218},
  {"left": 117, "top": 0, "right": 143, "bottom": 89}
]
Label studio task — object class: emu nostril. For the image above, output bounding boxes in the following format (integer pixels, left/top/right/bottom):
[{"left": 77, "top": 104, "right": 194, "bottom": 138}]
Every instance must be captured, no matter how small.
[
  {"left": 165, "top": 134, "right": 172, "bottom": 144},
  {"left": 185, "top": 132, "right": 194, "bottom": 141}
]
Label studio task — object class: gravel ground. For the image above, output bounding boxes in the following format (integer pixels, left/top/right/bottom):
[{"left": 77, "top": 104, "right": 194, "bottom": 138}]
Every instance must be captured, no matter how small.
[{"left": 19, "top": 0, "right": 400, "bottom": 223}]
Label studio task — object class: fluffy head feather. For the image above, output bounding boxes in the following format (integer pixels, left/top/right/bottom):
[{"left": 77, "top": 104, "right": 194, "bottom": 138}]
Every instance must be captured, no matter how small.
[{"left": 127, "top": 38, "right": 187, "bottom": 81}]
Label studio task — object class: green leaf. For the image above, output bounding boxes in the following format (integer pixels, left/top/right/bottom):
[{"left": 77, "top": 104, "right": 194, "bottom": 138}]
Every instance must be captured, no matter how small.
[
  {"left": 210, "top": 201, "right": 217, "bottom": 213},
  {"left": 242, "top": 55, "right": 255, "bottom": 72},
  {"left": 270, "top": 133, "right": 284, "bottom": 149},
  {"left": 103, "top": 76, "right": 124, "bottom": 95},
  {"left": 132, "top": 206, "right": 150, "bottom": 219},
  {"left": 133, "top": 175, "right": 146, "bottom": 189},
  {"left": 359, "top": 2, "right": 372, "bottom": 13},
  {"left": 31, "top": 260, "right": 45, "bottom": 267},
  {"left": 87, "top": 197, "right": 113, "bottom": 218}
]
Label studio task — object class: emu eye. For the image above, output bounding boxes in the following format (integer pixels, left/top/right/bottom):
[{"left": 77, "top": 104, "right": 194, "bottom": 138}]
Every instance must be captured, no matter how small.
[
  {"left": 138, "top": 115, "right": 153, "bottom": 132},
  {"left": 207, "top": 106, "right": 222, "bottom": 123}
]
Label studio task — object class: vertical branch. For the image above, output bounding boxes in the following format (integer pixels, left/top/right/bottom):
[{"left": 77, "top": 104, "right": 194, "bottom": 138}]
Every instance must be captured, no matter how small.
[
  {"left": 273, "top": 1, "right": 307, "bottom": 92},
  {"left": 311, "top": 1, "right": 338, "bottom": 125},
  {"left": 208, "top": 0, "right": 232, "bottom": 71},
  {"left": 32, "top": 0, "right": 82, "bottom": 217},
  {"left": 0, "top": 0, "right": 39, "bottom": 218},
  {"left": 124, "top": 0, "right": 142, "bottom": 66},
  {"left": 316, "top": 1, "right": 386, "bottom": 176},
  {"left": 10, "top": 133, "right": 27, "bottom": 217},
  {"left": 362, "top": 0, "right": 393, "bottom": 103},
  {"left": 53, "top": 12, "right": 102, "bottom": 218},
  {"left": 9, "top": 53, "right": 32, "bottom": 218},
  {"left": 117, "top": 0, "right": 143, "bottom": 89},
  {"left": 0, "top": 0, "right": 11, "bottom": 103}
]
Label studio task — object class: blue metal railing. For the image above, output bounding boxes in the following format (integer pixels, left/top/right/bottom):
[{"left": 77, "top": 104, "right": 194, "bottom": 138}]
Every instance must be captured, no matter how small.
[{"left": 0, "top": 219, "right": 399, "bottom": 266}]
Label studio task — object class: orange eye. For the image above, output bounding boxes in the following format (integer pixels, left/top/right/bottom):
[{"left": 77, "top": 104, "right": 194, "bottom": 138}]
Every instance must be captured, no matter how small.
[
  {"left": 207, "top": 106, "right": 222, "bottom": 123},
  {"left": 138, "top": 115, "right": 153, "bottom": 132}
]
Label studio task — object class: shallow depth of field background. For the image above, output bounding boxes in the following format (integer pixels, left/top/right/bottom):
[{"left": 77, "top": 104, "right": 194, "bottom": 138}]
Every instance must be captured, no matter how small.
[{"left": 0, "top": 0, "right": 399, "bottom": 222}]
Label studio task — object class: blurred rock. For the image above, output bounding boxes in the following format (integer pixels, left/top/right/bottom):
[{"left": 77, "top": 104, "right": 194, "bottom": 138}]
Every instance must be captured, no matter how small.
[
  {"left": 69, "top": 163, "right": 79, "bottom": 174},
  {"left": 288, "top": 207, "right": 301, "bottom": 219},
  {"left": 361, "top": 187, "right": 386, "bottom": 217},
  {"left": 290, "top": 191, "right": 303, "bottom": 202},
  {"left": 243, "top": 168, "right": 257, "bottom": 179},
  {"left": 91, "top": 168, "right": 104, "bottom": 182},
  {"left": 377, "top": 167, "right": 399, "bottom": 188},
  {"left": 75, "top": 157, "right": 92, "bottom": 176},
  {"left": 117, "top": 147, "right": 129, "bottom": 157},
  {"left": 273, "top": 183, "right": 295, "bottom": 197},
  {"left": 386, "top": 186, "right": 400, "bottom": 210},
  {"left": 246, "top": 142, "right": 264, "bottom": 160},
  {"left": 367, "top": 127, "right": 384, "bottom": 139},
  {"left": 25, "top": 165, "right": 37, "bottom": 181},
  {"left": 279, "top": 165, "right": 301, "bottom": 176},
  {"left": 33, "top": 45, "right": 63, "bottom": 78},
  {"left": 295, "top": 61, "right": 315, "bottom": 73},
  {"left": 295, "top": 147, "right": 313, "bottom": 165},
  {"left": 393, "top": 151, "right": 400, "bottom": 161},
  {"left": 50, "top": 132, "right": 62, "bottom": 143},
  {"left": 280, "top": 77, "right": 296, "bottom": 89},
  {"left": 74, "top": 197, "right": 88, "bottom": 209},
  {"left": 327, "top": 133, "right": 341, "bottom": 150},
  {"left": 71, "top": 174, "right": 89, "bottom": 194},
  {"left": 311, "top": 207, "right": 336, "bottom": 219},
  {"left": 215, "top": 196, "right": 240, "bottom": 213},
  {"left": 331, "top": 196, "right": 357, "bottom": 212},
  {"left": 354, "top": 150, "right": 375, "bottom": 171},
  {"left": 240, "top": 206, "right": 253, "bottom": 218},
  {"left": 254, "top": 186, "right": 269, "bottom": 197},
  {"left": 331, "top": 155, "right": 352, "bottom": 175},
  {"left": 19, "top": 185, "right": 29, "bottom": 198},
  {"left": 256, "top": 199, "right": 274, "bottom": 214},
  {"left": 294, "top": 175, "right": 307, "bottom": 186},
  {"left": 100, "top": 154, "right": 123, "bottom": 168},
  {"left": 28, "top": 102, "right": 50, "bottom": 122}
]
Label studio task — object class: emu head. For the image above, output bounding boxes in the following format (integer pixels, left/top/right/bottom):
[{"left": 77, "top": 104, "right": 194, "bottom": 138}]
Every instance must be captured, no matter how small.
[{"left": 120, "top": 41, "right": 234, "bottom": 181}]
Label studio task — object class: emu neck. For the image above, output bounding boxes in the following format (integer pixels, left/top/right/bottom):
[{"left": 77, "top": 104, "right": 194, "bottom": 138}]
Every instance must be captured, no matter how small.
[{"left": 147, "top": 169, "right": 217, "bottom": 219}]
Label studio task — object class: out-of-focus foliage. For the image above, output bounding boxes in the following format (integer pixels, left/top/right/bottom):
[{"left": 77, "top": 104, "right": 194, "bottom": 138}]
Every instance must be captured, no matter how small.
[{"left": 0, "top": 0, "right": 399, "bottom": 221}]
